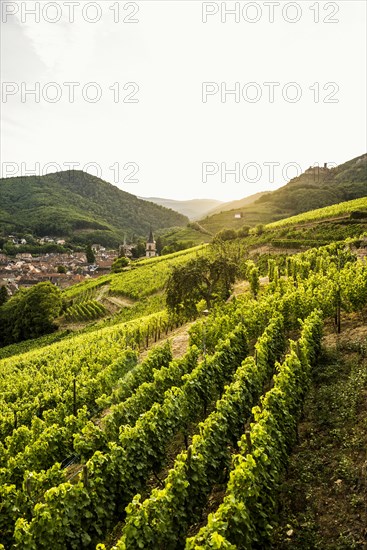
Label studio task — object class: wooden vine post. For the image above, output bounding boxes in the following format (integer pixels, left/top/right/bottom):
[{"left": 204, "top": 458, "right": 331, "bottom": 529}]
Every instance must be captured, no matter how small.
[{"left": 73, "top": 378, "right": 77, "bottom": 416}]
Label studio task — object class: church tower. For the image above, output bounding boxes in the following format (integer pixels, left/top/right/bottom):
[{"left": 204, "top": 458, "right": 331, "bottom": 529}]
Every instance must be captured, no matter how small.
[{"left": 146, "top": 227, "right": 157, "bottom": 258}]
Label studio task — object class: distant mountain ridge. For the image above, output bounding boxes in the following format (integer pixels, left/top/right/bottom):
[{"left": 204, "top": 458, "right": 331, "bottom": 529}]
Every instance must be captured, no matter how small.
[
  {"left": 0, "top": 171, "right": 188, "bottom": 247},
  {"left": 140, "top": 197, "right": 223, "bottom": 220}
]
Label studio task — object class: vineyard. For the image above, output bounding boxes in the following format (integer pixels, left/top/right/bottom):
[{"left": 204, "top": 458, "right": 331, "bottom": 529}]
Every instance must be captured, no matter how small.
[
  {"left": 55, "top": 245, "right": 209, "bottom": 333},
  {"left": 64, "top": 301, "right": 107, "bottom": 322},
  {"left": 0, "top": 239, "right": 367, "bottom": 549},
  {"left": 266, "top": 196, "right": 367, "bottom": 229},
  {"left": 63, "top": 245, "right": 207, "bottom": 302}
]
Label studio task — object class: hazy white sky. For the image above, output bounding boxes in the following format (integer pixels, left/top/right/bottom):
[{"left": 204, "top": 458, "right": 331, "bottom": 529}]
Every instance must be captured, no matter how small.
[{"left": 1, "top": 0, "right": 366, "bottom": 201}]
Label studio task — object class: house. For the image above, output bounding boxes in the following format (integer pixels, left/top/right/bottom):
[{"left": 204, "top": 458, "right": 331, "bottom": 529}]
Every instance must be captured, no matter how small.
[
  {"left": 96, "top": 260, "right": 113, "bottom": 275},
  {"left": 119, "top": 239, "right": 134, "bottom": 259},
  {"left": 47, "top": 273, "right": 69, "bottom": 287},
  {"left": 40, "top": 236, "right": 55, "bottom": 244},
  {"left": 15, "top": 253, "right": 33, "bottom": 261},
  {"left": 234, "top": 213, "right": 243, "bottom": 219}
]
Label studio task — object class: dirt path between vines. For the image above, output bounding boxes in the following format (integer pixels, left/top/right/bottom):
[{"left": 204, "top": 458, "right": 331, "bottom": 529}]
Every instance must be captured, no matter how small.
[{"left": 139, "top": 321, "right": 196, "bottom": 361}]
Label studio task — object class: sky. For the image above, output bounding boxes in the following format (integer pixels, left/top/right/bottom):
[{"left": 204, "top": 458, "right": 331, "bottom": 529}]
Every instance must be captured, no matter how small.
[{"left": 0, "top": 0, "right": 366, "bottom": 201}]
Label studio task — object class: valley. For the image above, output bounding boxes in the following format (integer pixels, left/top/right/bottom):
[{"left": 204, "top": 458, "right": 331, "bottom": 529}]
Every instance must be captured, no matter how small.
[{"left": 0, "top": 156, "right": 366, "bottom": 550}]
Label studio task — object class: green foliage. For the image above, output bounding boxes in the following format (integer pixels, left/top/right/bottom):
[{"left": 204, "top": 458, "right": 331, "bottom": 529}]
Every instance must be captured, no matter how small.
[
  {"left": 267, "top": 197, "right": 367, "bottom": 230},
  {"left": 161, "top": 241, "right": 193, "bottom": 255},
  {"left": 158, "top": 224, "right": 212, "bottom": 250},
  {"left": 0, "top": 343, "right": 142, "bottom": 546},
  {"left": 62, "top": 277, "right": 110, "bottom": 301},
  {"left": 0, "top": 339, "right": 184, "bottom": 545},
  {"left": 213, "top": 229, "right": 238, "bottom": 242},
  {"left": 259, "top": 155, "right": 367, "bottom": 218},
  {"left": 268, "top": 258, "right": 276, "bottom": 282},
  {"left": 155, "top": 236, "right": 163, "bottom": 255},
  {"left": 0, "top": 330, "right": 72, "bottom": 361},
  {"left": 249, "top": 267, "right": 260, "bottom": 298},
  {"left": 64, "top": 300, "right": 107, "bottom": 322},
  {"left": 0, "top": 310, "right": 170, "bottom": 441},
  {"left": 73, "top": 344, "right": 174, "bottom": 462},
  {"left": 62, "top": 246, "right": 207, "bottom": 304},
  {"left": 75, "top": 344, "right": 193, "bottom": 461},
  {"left": 0, "top": 283, "right": 62, "bottom": 346},
  {"left": 110, "top": 248, "right": 208, "bottom": 301},
  {"left": 236, "top": 225, "right": 250, "bottom": 238},
  {"left": 251, "top": 224, "right": 265, "bottom": 235},
  {"left": 12, "top": 327, "right": 248, "bottom": 548},
  {"left": 2, "top": 239, "right": 367, "bottom": 548},
  {"left": 166, "top": 256, "right": 237, "bottom": 317},
  {"left": 0, "top": 286, "right": 8, "bottom": 306},
  {"left": 115, "top": 315, "right": 285, "bottom": 549},
  {"left": 186, "top": 311, "right": 323, "bottom": 549},
  {"left": 111, "top": 257, "right": 129, "bottom": 273},
  {"left": 85, "top": 244, "right": 95, "bottom": 264},
  {"left": 131, "top": 241, "right": 146, "bottom": 259},
  {"left": 0, "top": 345, "right": 174, "bottom": 506},
  {"left": 200, "top": 155, "right": 367, "bottom": 234},
  {"left": 0, "top": 171, "right": 188, "bottom": 245},
  {"left": 3, "top": 242, "right": 71, "bottom": 256}
]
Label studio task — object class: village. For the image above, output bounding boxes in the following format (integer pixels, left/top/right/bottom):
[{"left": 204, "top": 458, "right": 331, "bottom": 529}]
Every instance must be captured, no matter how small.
[
  {"left": 0, "top": 247, "right": 118, "bottom": 295},
  {"left": 0, "top": 231, "right": 158, "bottom": 295}
]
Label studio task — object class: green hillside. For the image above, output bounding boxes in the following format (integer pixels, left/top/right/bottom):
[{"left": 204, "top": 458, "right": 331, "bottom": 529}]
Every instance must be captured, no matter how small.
[
  {"left": 63, "top": 245, "right": 207, "bottom": 302},
  {"left": 266, "top": 196, "right": 367, "bottom": 229},
  {"left": 56, "top": 245, "right": 209, "bottom": 329},
  {"left": 1, "top": 236, "right": 366, "bottom": 549},
  {"left": 200, "top": 154, "right": 367, "bottom": 234},
  {"left": 0, "top": 171, "right": 188, "bottom": 246},
  {"left": 1, "top": 197, "right": 366, "bottom": 359},
  {"left": 257, "top": 197, "right": 367, "bottom": 249},
  {"left": 258, "top": 153, "right": 366, "bottom": 212},
  {"left": 200, "top": 202, "right": 283, "bottom": 234}
]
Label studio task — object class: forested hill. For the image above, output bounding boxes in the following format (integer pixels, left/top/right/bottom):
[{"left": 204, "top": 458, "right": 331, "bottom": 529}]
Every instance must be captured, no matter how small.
[
  {"left": 256, "top": 153, "right": 367, "bottom": 213},
  {"left": 0, "top": 170, "right": 188, "bottom": 246},
  {"left": 200, "top": 153, "right": 367, "bottom": 233}
]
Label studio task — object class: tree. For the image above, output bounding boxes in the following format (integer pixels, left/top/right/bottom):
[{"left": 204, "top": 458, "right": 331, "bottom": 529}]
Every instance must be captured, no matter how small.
[
  {"left": 250, "top": 224, "right": 265, "bottom": 236},
  {"left": 86, "top": 244, "right": 95, "bottom": 264},
  {"left": 111, "top": 256, "right": 129, "bottom": 273},
  {"left": 156, "top": 236, "right": 163, "bottom": 255},
  {"left": 166, "top": 256, "right": 237, "bottom": 318},
  {"left": 131, "top": 241, "right": 146, "bottom": 259},
  {"left": 237, "top": 226, "right": 250, "bottom": 238},
  {"left": 57, "top": 265, "right": 67, "bottom": 274},
  {"left": 0, "top": 286, "right": 8, "bottom": 306},
  {"left": 161, "top": 241, "right": 188, "bottom": 256},
  {"left": 213, "top": 229, "right": 237, "bottom": 243},
  {"left": 0, "top": 282, "right": 62, "bottom": 346}
]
